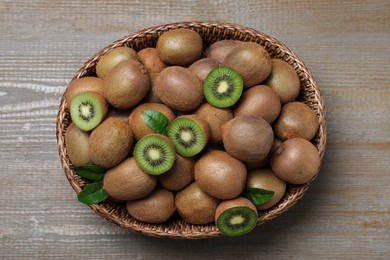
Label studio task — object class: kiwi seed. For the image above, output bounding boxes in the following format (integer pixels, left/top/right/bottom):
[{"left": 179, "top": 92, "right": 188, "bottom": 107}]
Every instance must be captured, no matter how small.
[
  {"left": 215, "top": 197, "right": 258, "bottom": 237},
  {"left": 167, "top": 115, "right": 210, "bottom": 157},
  {"left": 133, "top": 134, "right": 176, "bottom": 175},
  {"left": 204, "top": 66, "right": 243, "bottom": 108},
  {"left": 69, "top": 91, "right": 108, "bottom": 131}
]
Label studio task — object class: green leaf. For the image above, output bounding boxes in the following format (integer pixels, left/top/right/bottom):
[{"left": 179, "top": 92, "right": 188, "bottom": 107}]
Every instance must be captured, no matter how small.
[
  {"left": 142, "top": 109, "right": 170, "bottom": 135},
  {"left": 77, "top": 182, "right": 109, "bottom": 205},
  {"left": 244, "top": 187, "right": 275, "bottom": 206},
  {"left": 73, "top": 165, "right": 107, "bottom": 181}
]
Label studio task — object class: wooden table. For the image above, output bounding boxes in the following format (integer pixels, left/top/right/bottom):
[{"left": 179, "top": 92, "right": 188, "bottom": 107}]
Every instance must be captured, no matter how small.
[{"left": 1, "top": 0, "right": 389, "bottom": 259}]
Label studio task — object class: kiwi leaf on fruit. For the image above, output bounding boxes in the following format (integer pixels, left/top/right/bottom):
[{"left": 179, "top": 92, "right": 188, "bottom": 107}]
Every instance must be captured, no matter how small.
[
  {"left": 243, "top": 187, "right": 275, "bottom": 206},
  {"left": 134, "top": 134, "right": 176, "bottom": 175},
  {"left": 77, "top": 182, "right": 109, "bottom": 205},
  {"left": 204, "top": 66, "right": 243, "bottom": 108},
  {"left": 141, "top": 110, "right": 170, "bottom": 136}
]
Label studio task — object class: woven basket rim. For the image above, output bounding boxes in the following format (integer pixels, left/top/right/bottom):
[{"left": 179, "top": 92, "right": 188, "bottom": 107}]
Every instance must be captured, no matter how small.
[{"left": 56, "top": 21, "right": 327, "bottom": 239}]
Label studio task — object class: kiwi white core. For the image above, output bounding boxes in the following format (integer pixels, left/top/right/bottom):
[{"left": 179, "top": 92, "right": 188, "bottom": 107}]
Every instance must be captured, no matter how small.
[
  {"left": 180, "top": 131, "right": 193, "bottom": 142},
  {"left": 149, "top": 148, "right": 161, "bottom": 160},
  {"left": 230, "top": 215, "right": 244, "bottom": 225},
  {"left": 80, "top": 103, "right": 93, "bottom": 118},
  {"left": 217, "top": 80, "right": 229, "bottom": 94}
]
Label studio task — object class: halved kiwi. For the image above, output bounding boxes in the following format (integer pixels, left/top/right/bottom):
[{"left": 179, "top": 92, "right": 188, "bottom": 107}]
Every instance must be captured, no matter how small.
[
  {"left": 69, "top": 91, "right": 108, "bottom": 131},
  {"left": 215, "top": 197, "right": 258, "bottom": 237},
  {"left": 167, "top": 115, "right": 210, "bottom": 157},
  {"left": 133, "top": 134, "right": 176, "bottom": 175},
  {"left": 204, "top": 66, "right": 243, "bottom": 108}
]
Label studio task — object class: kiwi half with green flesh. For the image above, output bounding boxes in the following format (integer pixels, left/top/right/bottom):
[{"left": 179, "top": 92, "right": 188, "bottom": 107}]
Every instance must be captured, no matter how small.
[
  {"left": 167, "top": 115, "right": 210, "bottom": 157},
  {"left": 70, "top": 91, "right": 108, "bottom": 131},
  {"left": 134, "top": 134, "right": 176, "bottom": 175},
  {"left": 215, "top": 197, "right": 258, "bottom": 237},
  {"left": 204, "top": 66, "right": 243, "bottom": 108}
]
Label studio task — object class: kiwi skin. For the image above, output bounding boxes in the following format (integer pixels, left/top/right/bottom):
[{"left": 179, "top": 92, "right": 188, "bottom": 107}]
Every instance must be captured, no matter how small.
[
  {"left": 104, "top": 59, "right": 150, "bottom": 110},
  {"left": 96, "top": 46, "right": 138, "bottom": 79},
  {"left": 89, "top": 117, "right": 134, "bottom": 169},
  {"left": 103, "top": 157, "right": 157, "bottom": 201},
  {"left": 221, "top": 115, "right": 274, "bottom": 163},
  {"left": 155, "top": 66, "right": 203, "bottom": 111},
  {"left": 65, "top": 77, "right": 105, "bottom": 109},
  {"left": 270, "top": 138, "right": 321, "bottom": 184},
  {"left": 246, "top": 168, "right": 286, "bottom": 210},
  {"left": 223, "top": 42, "right": 272, "bottom": 88},
  {"left": 143, "top": 73, "right": 162, "bottom": 104},
  {"left": 273, "top": 101, "right": 320, "bottom": 141},
  {"left": 138, "top": 48, "right": 167, "bottom": 74},
  {"left": 175, "top": 182, "right": 220, "bottom": 225},
  {"left": 206, "top": 40, "right": 243, "bottom": 64},
  {"left": 65, "top": 123, "right": 92, "bottom": 167},
  {"left": 195, "top": 103, "right": 233, "bottom": 144},
  {"left": 158, "top": 154, "right": 195, "bottom": 191},
  {"left": 234, "top": 85, "right": 281, "bottom": 124},
  {"left": 156, "top": 28, "right": 203, "bottom": 66},
  {"left": 195, "top": 150, "right": 247, "bottom": 200},
  {"left": 126, "top": 187, "right": 175, "bottom": 224},
  {"left": 128, "top": 103, "right": 176, "bottom": 140},
  {"left": 188, "top": 58, "right": 220, "bottom": 82},
  {"left": 264, "top": 58, "right": 301, "bottom": 105}
]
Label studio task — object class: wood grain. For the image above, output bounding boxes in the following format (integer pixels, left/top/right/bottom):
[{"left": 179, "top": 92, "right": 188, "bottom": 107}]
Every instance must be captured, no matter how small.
[{"left": 1, "top": 0, "right": 389, "bottom": 259}]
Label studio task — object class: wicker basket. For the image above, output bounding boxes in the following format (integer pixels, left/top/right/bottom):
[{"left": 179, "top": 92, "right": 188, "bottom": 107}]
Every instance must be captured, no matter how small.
[{"left": 56, "top": 21, "right": 326, "bottom": 239}]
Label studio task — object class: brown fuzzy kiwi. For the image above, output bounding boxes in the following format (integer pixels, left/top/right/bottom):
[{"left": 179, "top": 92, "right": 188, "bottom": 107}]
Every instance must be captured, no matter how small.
[
  {"left": 158, "top": 154, "right": 195, "bottom": 191},
  {"left": 188, "top": 58, "right": 220, "bottom": 82},
  {"left": 126, "top": 187, "right": 175, "bottom": 223},
  {"left": 246, "top": 168, "right": 286, "bottom": 210},
  {"left": 234, "top": 85, "right": 281, "bottom": 124},
  {"left": 65, "top": 77, "right": 105, "bottom": 109},
  {"left": 155, "top": 66, "right": 203, "bottom": 111},
  {"left": 88, "top": 117, "right": 133, "bottom": 168},
  {"left": 195, "top": 150, "right": 247, "bottom": 200},
  {"left": 263, "top": 59, "right": 301, "bottom": 105},
  {"left": 156, "top": 28, "right": 203, "bottom": 66},
  {"left": 128, "top": 103, "right": 176, "bottom": 140},
  {"left": 175, "top": 182, "right": 220, "bottom": 225},
  {"left": 223, "top": 42, "right": 272, "bottom": 88},
  {"left": 221, "top": 115, "right": 274, "bottom": 163},
  {"left": 206, "top": 40, "right": 243, "bottom": 64},
  {"left": 96, "top": 46, "right": 138, "bottom": 79},
  {"left": 138, "top": 48, "right": 168, "bottom": 74},
  {"left": 270, "top": 138, "right": 321, "bottom": 184},
  {"left": 65, "top": 123, "right": 92, "bottom": 167},
  {"left": 244, "top": 137, "right": 283, "bottom": 171},
  {"left": 143, "top": 73, "right": 162, "bottom": 104},
  {"left": 104, "top": 59, "right": 150, "bottom": 109},
  {"left": 103, "top": 157, "right": 157, "bottom": 201},
  {"left": 194, "top": 102, "right": 233, "bottom": 144},
  {"left": 273, "top": 101, "right": 320, "bottom": 141}
]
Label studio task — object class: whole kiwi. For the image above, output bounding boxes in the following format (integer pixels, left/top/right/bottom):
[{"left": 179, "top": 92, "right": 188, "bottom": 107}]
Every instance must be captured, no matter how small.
[
  {"left": 175, "top": 182, "right": 220, "bottom": 225},
  {"left": 221, "top": 115, "right": 274, "bottom": 162},
  {"left": 206, "top": 40, "right": 243, "bottom": 64},
  {"left": 273, "top": 101, "right": 319, "bottom": 141},
  {"left": 246, "top": 168, "right": 286, "bottom": 210},
  {"left": 234, "top": 85, "right": 281, "bottom": 124},
  {"left": 155, "top": 66, "right": 203, "bottom": 111},
  {"left": 195, "top": 102, "right": 233, "bottom": 144},
  {"left": 158, "top": 154, "right": 195, "bottom": 191},
  {"left": 126, "top": 187, "right": 175, "bottom": 223},
  {"left": 64, "top": 77, "right": 105, "bottom": 109},
  {"left": 138, "top": 47, "right": 167, "bottom": 74},
  {"left": 96, "top": 46, "right": 138, "bottom": 79},
  {"left": 103, "top": 157, "right": 157, "bottom": 201},
  {"left": 188, "top": 58, "right": 220, "bottom": 82},
  {"left": 89, "top": 117, "right": 133, "bottom": 168},
  {"left": 156, "top": 28, "right": 203, "bottom": 66},
  {"left": 264, "top": 58, "right": 301, "bottom": 104},
  {"left": 195, "top": 150, "right": 247, "bottom": 200},
  {"left": 223, "top": 42, "right": 272, "bottom": 88},
  {"left": 65, "top": 123, "right": 92, "bottom": 167},
  {"left": 128, "top": 103, "right": 176, "bottom": 140},
  {"left": 104, "top": 59, "right": 150, "bottom": 109},
  {"left": 271, "top": 138, "right": 321, "bottom": 184}
]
